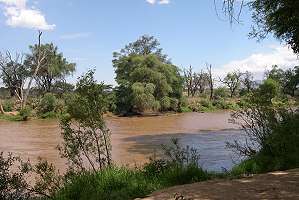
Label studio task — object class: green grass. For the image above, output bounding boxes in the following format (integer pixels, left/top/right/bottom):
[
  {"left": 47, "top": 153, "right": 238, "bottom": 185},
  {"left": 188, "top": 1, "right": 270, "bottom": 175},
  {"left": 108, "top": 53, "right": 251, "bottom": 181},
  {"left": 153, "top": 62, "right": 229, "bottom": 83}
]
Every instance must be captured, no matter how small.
[
  {"left": 52, "top": 164, "right": 211, "bottom": 200},
  {"left": 0, "top": 114, "right": 24, "bottom": 121}
]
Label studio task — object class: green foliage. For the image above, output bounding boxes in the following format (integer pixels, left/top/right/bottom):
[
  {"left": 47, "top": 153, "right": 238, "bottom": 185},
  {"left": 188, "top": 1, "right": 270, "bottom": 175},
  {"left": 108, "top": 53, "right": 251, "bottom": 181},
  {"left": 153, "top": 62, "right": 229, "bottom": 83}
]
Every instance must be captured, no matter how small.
[
  {"left": 266, "top": 65, "right": 299, "bottom": 96},
  {"left": 214, "top": 87, "right": 228, "bottom": 99},
  {"left": 228, "top": 77, "right": 299, "bottom": 173},
  {"left": 37, "top": 93, "right": 58, "bottom": 118},
  {"left": 131, "top": 82, "right": 156, "bottom": 112},
  {"left": 53, "top": 139, "right": 209, "bottom": 200},
  {"left": 221, "top": 71, "right": 242, "bottom": 98},
  {"left": 0, "top": 152, "right": 31, "bottom": 200},
  {"left": 160, "top": 96, "right": 171, "bottom": 111},
  {"left": 59, "top": 70, "right": 112, "bottom": 172},
  {"left": 25, "top": 43, "right": 76, "bottom": 93},
  {"left": 19, "top": 107, "right": 31, "bottom": 121},
  {"left": 249, "top": 0, "right": 299, "bottom": 54},
  {"left": 2, "top": 99, "right": 13, "bottom": 112},
  {"left": 113, "top": 35, "right": 183, "bottom": 114}
]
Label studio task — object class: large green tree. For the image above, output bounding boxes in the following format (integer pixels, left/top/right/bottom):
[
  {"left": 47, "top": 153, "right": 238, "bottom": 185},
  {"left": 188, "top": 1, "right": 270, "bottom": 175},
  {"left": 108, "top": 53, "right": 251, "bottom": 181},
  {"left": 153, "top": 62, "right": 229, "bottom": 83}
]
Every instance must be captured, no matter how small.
[
  {"left": 113, "top": 35, "right": 183, "bottom": 114},
  {"left": 25, "top": 43, "right": 75, "bottom": 93}
]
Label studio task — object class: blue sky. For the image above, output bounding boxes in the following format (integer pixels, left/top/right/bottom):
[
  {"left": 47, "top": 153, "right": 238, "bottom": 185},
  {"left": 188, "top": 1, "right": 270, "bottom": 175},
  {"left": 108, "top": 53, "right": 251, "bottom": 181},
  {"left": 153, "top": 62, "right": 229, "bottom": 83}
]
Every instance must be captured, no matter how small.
[{"left": 0, "top": 0, "right": 298, "bottom": 85}]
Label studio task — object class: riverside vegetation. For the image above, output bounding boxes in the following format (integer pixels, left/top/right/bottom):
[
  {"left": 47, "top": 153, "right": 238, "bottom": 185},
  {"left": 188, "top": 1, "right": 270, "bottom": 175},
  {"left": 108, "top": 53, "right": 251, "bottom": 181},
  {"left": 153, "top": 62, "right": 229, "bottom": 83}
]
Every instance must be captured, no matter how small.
[
  {"left": 1, "top": 35, "right": 298, "bottom": 120},
  {"left": 1, "top": 0, "right": 299, "bottom": 199},
  {"left": 0, "top": 69, "right": 298, "bottom": 200}
]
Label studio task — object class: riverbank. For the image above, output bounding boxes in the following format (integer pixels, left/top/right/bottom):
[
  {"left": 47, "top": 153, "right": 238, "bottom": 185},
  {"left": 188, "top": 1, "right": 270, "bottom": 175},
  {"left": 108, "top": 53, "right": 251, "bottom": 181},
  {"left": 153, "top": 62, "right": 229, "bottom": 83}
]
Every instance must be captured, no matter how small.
[{"left": 140, "top": 168, "right": 299, "bottom": 200}]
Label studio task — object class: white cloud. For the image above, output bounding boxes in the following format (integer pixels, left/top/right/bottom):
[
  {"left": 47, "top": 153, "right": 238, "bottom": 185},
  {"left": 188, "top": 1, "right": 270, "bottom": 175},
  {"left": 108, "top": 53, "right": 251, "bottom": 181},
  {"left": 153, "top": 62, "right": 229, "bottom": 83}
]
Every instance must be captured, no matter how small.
[
  {"left": 0, "top": 0, "right": 55, "bottom": 30},
  {"left": 214, "top": 45, "right": 299, "bottom": 80},
  {"left": 159, "top": 0, "right": 170, "bottom": 4},
  {"left": 146, "top": 0, "right": 170, "bottom": 5},
  {"left": 60, "top": 32, "right": 92, "bottom": 40}
]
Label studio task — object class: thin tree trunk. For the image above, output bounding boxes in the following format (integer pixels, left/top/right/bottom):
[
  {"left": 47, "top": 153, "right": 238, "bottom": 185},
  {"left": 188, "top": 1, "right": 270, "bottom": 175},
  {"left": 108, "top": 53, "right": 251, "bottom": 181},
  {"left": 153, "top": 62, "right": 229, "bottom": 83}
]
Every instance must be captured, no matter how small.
[
  {"left": 23, "top": 31, "right": 45, "bottom": 108},
  {"left": 0, "top": 101, "right": 4, "bottom": 114}
]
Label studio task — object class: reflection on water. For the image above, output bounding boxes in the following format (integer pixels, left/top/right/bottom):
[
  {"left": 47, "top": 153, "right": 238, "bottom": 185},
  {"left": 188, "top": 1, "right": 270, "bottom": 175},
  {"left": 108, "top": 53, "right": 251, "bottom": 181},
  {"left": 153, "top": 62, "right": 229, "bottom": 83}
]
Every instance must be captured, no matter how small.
[{"left": 0, "top": 112, "right": 244, "bottom": 172}]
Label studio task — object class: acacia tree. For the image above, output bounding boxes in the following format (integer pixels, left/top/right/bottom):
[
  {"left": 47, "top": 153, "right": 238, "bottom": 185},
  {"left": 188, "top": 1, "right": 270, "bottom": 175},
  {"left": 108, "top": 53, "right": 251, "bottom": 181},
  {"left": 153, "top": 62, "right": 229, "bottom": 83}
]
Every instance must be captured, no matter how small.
[
  {"left": 25, "top": 43, "right": 75, "bottom": 94},
  {"left": 221, "top": 70, "right": 243, "bottom": 98},
  {"left": 242, "top": 71, "right": 255, "bottom": 93}
]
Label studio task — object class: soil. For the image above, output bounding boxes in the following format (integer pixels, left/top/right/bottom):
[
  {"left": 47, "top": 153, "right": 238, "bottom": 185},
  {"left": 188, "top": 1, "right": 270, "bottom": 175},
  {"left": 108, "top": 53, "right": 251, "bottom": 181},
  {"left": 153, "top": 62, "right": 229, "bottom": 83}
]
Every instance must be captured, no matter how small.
[{"left": 140, "top": 169, "right": 299, "bottom": 200}]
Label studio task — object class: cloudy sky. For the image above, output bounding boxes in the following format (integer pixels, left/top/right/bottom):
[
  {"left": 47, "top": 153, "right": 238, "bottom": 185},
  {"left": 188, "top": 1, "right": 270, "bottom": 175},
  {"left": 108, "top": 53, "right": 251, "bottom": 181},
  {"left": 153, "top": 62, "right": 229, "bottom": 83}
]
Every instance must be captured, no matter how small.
[{"left": 0, "top": 0, "right": 298, "bottom": 84}]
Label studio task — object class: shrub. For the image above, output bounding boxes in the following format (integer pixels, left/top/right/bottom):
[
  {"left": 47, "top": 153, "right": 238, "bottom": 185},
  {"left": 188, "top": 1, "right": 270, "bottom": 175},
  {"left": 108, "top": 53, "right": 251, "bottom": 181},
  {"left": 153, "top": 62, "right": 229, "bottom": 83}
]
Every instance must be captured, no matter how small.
[
  {"left": 160, "top": 96, "right": 171, "bottom": 111},
  {"left": 2, "top": 99, "right": 13, "bottom": 112},
  {"left": 228, "top": 78, "right": 299, "bottom": 173},
  {"left": 214, "top": 87, "right": 228, "bottom": 99},
  {"left": 170, "top": 98, "right": 179, "bottom": 111},
  {"left": 19, "top": 107, "right": 31, "bottom": 121},
  {"left": 37, "top": 93, "right": 57, "bottom": 117},
  {"left": 212, "top": 99, "right": 228, "bottom": 109}
]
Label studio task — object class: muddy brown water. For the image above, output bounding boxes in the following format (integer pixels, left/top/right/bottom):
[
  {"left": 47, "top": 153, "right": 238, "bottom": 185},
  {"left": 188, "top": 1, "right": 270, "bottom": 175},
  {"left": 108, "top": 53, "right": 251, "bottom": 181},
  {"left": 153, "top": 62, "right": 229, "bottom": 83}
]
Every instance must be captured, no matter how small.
[{"left": 0, "top": 112, "right": 244, "bottom": 172}]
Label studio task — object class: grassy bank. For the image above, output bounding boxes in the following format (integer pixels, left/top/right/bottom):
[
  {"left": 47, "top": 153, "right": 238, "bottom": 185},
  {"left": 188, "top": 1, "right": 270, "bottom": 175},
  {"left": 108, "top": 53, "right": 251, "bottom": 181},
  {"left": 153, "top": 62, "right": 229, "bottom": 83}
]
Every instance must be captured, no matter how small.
[{"left": 51, "top": 164, "right": 220, "bottom": 200}]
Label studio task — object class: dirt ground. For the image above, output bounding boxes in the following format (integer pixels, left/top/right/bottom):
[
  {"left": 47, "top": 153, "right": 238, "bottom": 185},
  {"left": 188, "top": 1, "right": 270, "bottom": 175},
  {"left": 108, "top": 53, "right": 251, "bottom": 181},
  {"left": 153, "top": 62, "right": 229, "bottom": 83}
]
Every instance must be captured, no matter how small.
[{"left": 139, "top": 169, "right": 299, "bottom": 200}]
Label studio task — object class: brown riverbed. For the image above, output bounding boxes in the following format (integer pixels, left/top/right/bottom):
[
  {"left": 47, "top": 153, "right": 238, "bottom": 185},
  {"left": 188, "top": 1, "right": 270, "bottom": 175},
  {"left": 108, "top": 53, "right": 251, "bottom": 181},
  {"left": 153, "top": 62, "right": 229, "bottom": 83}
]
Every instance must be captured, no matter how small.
[{"left": 0, "top": 112, "right": 243, "bottom": 172}]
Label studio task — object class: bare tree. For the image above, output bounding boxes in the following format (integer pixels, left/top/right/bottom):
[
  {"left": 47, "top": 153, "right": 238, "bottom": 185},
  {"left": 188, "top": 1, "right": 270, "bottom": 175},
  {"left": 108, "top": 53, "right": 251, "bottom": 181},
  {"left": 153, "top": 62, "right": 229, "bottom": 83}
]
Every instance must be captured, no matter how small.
[
  {"left": 0, "top": 52, "right": 27, "bottom": 98},
  {"left": 197, "top": 70, "right": 209, "bottom": 94},
  {"left": 207, "top": 64, "right": 214, "bottom": 100},
  {"left": 183, "top": 65, "right": 193, "bottom": 97},
  {"left": 0, "top": 100, "right": 4, "bottom": 114}
]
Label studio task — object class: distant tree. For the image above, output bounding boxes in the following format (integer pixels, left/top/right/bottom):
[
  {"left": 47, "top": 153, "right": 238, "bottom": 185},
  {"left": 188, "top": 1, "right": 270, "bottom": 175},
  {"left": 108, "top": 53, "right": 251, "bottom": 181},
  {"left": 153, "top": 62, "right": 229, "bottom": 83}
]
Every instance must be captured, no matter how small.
[
  {"left": 266, "top": 65, "right": 299, "bottom": 96},
  {"left": 183, "top": 65, "right": 193, "bottom": 97},
  {"left": 113, "top": 35, "right": 168, "bottom": 63},
  {"left": 242, "top": 71, "right": 255, "bottom": 93},
  {"left": 206, "top": 64, "right": 214, "bottom": 100},
  {"left": 283, "top": 66, "right": 299, "bottom": 96},
  {"left": 25, "top": 43, "right": 75, "bottom": 94},
  {"left": 113, "top": 35, "right": 182, "bottom": 114},
  {"left": 184, "top": 66, "right": 209, "bottom": 97},
  {"left": 266, "top": 65, "right": 285, "bottom": 83},
  {"left": 221, "top": 70, "right": 243, "bottom": 98},
  {"left": 0, "top": 52, "right": 29, "bottom": 98}
]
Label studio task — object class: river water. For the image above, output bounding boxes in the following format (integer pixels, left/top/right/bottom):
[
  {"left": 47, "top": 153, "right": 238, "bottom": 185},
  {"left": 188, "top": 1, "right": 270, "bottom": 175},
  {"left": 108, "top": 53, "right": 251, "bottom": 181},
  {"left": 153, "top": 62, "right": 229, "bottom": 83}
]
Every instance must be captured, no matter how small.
[{"left": 0, "top": 112, "right": 244, "bottom": 172}]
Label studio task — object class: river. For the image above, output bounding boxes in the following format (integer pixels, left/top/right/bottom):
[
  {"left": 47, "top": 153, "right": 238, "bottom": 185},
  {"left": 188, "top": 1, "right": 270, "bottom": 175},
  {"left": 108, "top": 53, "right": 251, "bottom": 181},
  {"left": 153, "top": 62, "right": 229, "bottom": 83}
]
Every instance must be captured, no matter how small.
[{"left": 0, "top": 112, "right": 244, "bottom": 172}]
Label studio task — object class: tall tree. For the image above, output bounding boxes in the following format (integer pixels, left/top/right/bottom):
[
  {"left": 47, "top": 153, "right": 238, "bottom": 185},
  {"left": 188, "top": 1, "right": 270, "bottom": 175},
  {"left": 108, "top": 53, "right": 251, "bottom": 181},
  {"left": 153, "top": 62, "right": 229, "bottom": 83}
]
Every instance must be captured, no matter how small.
[
  {"left": 22, "top": 31, "right": 46, "bottom": 108},
  {"left": 242, "top": 71, "right": 255, "bottom": 93},
  {"left": 25, "top": 43, "right": 75, "bottom": 93},
  {"left": 183, "top": 66, "right": 209, "bottom": 97},
  {"left": 0, "top": 52, "right": 28, "bottom": 98},
  {"left": 183, "top": 66, "right": 193, "bottom": 97},
  {"left": 113, "top": 35, "right": 182, "bottom": 114},
  {"left": 221, "top": 70, "right": 243, "bottom": 98},
  {"left": 207, "top": 64, "right": 214, "bottom": 100}
]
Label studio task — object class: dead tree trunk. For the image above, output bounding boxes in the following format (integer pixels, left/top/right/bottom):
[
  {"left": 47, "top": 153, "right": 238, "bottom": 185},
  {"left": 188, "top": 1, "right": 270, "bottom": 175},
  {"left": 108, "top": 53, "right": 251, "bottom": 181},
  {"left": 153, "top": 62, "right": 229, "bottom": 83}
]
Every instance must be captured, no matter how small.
[
  {"left": 0, "top": 102, "right": 4, "bottom": 114},
  {"left": 22, "top": 31, "right": 46, "bottom": 108},
  {"left": 207, "top": 64, "right": 214, "bottom": 100}
]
